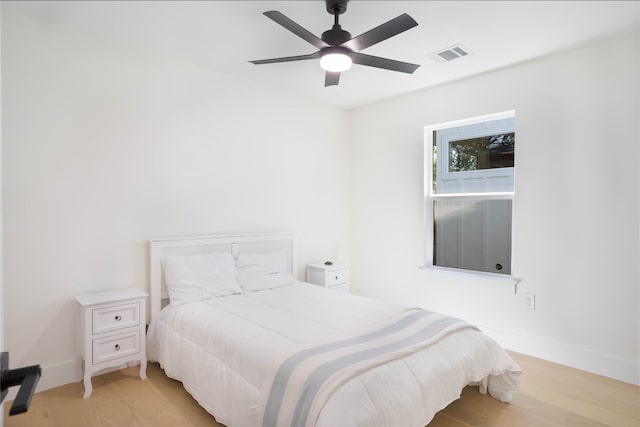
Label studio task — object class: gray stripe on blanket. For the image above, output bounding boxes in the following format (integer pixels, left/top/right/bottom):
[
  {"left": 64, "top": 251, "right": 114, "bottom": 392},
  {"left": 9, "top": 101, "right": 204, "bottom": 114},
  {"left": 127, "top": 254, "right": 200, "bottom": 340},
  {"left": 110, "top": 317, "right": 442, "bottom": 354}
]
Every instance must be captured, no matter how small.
[
  {"left": 262, "top": 309, "right": 435, "bottom": 426},
  {"left": 290, "top": 316, "right": 463, "bottom": 426}
]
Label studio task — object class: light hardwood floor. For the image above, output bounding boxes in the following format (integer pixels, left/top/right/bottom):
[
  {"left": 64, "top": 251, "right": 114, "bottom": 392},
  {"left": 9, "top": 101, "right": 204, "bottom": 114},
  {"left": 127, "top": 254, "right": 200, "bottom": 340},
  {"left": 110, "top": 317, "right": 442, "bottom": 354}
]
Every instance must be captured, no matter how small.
[{"left": 4, "top": 352, "right": 639, "bottom": 427}]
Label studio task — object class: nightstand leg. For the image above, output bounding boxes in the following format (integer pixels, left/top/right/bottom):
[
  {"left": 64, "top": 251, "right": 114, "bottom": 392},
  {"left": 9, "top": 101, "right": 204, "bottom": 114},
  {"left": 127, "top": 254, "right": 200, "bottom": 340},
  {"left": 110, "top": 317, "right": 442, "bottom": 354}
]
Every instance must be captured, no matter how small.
[
  {"left": 139, "top": 359, "right": 147, "bottom": 380},
  {"left": 83, "top": 373, "right": 92, "bottom": 398}
]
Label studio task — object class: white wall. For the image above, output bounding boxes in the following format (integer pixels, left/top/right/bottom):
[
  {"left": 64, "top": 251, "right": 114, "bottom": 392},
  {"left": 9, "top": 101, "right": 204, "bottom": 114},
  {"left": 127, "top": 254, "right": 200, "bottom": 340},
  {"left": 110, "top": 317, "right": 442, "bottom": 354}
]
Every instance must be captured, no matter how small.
[
  {"left": 349, "top": 30, "right": 640, "bottom": 384},
  {"left": 2, "top": 4, "right": 638, "bottom": 395},
  {"left": 1, "top": 10, "right": 350, "bottom": 391}
]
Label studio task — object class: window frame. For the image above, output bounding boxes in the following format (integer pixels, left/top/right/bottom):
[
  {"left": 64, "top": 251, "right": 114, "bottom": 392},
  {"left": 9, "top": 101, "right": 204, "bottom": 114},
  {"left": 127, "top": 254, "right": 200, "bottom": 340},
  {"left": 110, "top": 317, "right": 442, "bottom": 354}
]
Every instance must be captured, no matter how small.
[{"left": 423, "top": 111, "right": 516, "bottom": 277}]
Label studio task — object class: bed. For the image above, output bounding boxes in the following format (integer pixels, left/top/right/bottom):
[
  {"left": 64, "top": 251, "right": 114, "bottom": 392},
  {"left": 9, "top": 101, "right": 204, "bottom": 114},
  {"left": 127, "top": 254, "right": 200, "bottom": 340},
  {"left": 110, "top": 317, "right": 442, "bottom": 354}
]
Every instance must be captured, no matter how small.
[{"left": 146, "top": 232, "right": 521, "bottom": 426}]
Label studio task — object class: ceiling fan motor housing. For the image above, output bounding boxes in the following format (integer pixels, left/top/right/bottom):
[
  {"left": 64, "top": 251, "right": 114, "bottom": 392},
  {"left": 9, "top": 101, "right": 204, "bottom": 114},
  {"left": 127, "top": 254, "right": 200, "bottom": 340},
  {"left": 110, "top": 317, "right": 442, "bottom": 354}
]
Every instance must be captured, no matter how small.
[
  {"left": 322, "top": 26, "right": 352, "bottom": 46},
  {"left": 323, "top": 0, "right": 351, "bottom": 46}
]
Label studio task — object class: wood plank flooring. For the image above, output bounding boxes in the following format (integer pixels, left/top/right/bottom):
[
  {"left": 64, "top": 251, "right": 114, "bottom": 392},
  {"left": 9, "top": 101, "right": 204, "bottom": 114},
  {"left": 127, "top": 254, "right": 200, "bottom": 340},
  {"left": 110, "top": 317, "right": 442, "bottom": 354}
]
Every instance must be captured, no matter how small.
[{"left": 5, "top": 352, "right": 639, "bottom": 426}]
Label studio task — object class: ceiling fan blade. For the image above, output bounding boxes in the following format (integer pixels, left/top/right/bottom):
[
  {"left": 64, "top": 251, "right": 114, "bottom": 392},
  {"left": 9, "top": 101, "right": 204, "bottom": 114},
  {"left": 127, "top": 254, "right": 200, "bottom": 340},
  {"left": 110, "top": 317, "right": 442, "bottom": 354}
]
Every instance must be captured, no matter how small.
[
  {"left": 343, "top": 13, "right": 418, "bottom": 52},
  {"left": 263, "top": 11, "right": 329, "bottom": 50},
  {"left": 250, "top": 51, "right": 321, "bottom": 65},
  {"left": 351, "top": 52, "right": 420, "bottom": 74},
  {"left": 325, "top": 71, "right": 341, "bottom": 87}
]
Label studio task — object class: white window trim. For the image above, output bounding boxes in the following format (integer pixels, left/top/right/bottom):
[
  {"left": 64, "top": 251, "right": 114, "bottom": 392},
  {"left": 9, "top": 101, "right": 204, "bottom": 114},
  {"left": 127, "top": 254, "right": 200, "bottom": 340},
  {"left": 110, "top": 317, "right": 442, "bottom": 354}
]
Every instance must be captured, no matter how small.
[{"left": 423, "top": 111, "right": 517, "bottom": 280}]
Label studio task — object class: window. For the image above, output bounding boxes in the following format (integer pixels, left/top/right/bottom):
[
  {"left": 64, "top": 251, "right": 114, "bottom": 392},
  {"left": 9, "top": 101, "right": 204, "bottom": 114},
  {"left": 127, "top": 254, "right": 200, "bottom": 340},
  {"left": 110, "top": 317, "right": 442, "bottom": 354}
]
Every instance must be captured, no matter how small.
[{"left": 424, "top": 111, "right": 515, "bottom": 275}]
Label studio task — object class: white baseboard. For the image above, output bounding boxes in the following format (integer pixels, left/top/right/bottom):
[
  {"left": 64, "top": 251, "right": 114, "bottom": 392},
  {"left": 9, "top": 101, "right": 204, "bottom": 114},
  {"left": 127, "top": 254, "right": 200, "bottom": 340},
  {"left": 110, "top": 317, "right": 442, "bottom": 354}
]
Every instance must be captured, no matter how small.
[
  {"left": 480, "top": 325, "right": 640, "bottom": 386},
  {"left": 4, "top": 357, "right": 141, "bottom": 402},
  {"left": 4, "top": 357, "right": 81, "bottom": 403}
]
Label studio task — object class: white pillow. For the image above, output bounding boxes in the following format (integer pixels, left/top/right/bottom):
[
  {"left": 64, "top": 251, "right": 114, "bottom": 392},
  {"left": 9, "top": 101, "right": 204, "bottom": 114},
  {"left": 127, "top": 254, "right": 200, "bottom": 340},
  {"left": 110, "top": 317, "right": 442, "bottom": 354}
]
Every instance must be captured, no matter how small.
[
  {"left": 236, "top": 250, "right": 293, "bottom": 291},
  {"left": 162, "top": 252, "right": 240, "bottom": 306}
]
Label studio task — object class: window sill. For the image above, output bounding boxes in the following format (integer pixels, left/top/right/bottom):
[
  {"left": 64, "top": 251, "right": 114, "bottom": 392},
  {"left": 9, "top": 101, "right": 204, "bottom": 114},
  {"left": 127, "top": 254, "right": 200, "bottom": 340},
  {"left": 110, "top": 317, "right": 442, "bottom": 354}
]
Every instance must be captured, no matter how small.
[{"left": 418, "top": 265, "right": 522, "bottom": 293}]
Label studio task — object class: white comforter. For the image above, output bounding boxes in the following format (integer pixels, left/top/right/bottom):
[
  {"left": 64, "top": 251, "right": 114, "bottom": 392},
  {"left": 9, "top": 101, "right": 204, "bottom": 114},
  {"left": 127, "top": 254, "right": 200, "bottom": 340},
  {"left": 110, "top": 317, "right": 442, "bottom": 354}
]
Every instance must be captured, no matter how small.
[{"left": 147, "top": 283, "right": 521, "bottom": 426}]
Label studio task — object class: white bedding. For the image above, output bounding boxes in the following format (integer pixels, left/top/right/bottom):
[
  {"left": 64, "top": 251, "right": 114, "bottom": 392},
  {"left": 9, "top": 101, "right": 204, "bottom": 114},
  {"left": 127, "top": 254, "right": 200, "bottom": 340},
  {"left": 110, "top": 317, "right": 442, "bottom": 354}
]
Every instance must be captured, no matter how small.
[{"left": 147, "top": 282, "right": 521, "bottom": 426}]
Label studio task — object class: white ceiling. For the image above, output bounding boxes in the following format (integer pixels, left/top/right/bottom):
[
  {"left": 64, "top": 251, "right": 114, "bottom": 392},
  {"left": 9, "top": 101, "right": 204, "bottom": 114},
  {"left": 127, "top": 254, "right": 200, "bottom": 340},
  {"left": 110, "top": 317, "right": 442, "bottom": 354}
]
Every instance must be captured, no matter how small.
[{"left": 8, "top": 0, "right": 640, "bottom": 109}]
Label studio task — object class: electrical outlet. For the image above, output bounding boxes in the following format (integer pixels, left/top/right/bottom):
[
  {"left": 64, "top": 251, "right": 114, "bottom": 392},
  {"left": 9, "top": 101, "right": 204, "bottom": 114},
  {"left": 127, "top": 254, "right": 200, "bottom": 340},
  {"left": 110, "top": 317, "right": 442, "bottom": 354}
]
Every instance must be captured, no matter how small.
[{"left": 523, "top": 293, "right": 535, "bottom": 310}]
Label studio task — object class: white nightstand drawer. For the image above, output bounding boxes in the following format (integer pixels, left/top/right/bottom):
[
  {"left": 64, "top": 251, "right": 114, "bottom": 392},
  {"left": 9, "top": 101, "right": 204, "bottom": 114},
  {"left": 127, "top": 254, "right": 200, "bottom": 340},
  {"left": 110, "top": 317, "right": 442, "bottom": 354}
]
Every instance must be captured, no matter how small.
[
  {"left": 307, "top": 263, "right": 349, "bottom": 293},
  {"left": 92, "top": 331, "right": 140, "bottom": 365},
  {"left": 328, "top": 270, "right": 347, "bottom": 286},
  {"left": 92, "top": 302, "right": 140, "bottom": 335}
]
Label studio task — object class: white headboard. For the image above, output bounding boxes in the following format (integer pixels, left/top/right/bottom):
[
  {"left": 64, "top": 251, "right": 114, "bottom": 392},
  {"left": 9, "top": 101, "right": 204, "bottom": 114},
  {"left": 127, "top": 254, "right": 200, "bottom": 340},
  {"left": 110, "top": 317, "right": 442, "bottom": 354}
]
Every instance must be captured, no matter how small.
[{"left": 147, "top": 232, "right": 295, "bottom": 322}]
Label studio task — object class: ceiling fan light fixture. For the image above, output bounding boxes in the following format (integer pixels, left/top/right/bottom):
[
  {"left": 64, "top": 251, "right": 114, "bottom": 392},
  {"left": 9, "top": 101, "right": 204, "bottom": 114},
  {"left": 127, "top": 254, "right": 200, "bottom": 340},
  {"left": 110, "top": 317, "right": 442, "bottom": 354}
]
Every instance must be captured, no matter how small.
[{"left": 320, "top": 51, "right": 352, "bottom": 72}]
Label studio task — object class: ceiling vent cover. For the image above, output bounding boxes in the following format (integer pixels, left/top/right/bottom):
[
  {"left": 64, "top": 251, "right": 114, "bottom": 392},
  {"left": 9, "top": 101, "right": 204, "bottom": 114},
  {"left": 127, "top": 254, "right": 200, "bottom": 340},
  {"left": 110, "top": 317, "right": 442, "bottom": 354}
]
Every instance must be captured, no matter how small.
[{"left": 430, "top": 45, "right": 470, "bottom": 63}]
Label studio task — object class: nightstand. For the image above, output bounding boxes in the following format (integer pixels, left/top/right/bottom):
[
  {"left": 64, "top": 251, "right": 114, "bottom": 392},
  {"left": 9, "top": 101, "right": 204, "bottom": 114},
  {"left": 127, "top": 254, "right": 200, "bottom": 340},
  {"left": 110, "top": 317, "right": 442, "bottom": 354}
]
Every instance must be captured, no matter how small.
[
  {"left": 75, "top": 288, "right": 148, "bottom": 398},
  {"left": 306, "top": 263, "right": 348, "bottom": 293}
]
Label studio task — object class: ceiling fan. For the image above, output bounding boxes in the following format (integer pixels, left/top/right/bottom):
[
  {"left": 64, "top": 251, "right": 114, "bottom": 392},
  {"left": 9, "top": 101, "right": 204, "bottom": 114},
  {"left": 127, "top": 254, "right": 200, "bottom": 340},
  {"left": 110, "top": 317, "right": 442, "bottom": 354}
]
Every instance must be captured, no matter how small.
[{"left": 249, "top": 0, "right": 421, "bottom": 87}]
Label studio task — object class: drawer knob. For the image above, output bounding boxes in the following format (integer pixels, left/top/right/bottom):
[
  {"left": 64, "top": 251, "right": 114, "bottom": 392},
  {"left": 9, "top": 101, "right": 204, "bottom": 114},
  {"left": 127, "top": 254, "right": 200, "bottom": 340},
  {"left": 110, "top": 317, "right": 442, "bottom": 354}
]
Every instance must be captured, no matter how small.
[
  {"left": 114, "top": 344, "right": 120, "bottom": 351},
  {"left": 335, "top": 276, "right": 339, "bottom": 280},
  {"left": 114, "top": 315, "right": 122, "bottom": 321}
]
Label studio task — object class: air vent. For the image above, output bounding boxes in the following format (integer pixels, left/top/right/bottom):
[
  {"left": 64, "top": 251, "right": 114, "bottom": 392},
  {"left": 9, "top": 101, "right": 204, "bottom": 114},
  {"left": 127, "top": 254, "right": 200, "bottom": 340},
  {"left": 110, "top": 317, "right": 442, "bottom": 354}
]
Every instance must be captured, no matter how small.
[{"left": 429, "top": 45, "right": 470, "bottom": 63}]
